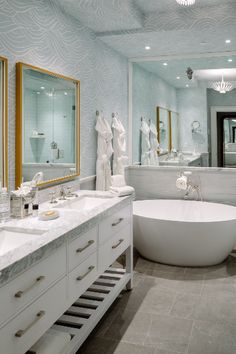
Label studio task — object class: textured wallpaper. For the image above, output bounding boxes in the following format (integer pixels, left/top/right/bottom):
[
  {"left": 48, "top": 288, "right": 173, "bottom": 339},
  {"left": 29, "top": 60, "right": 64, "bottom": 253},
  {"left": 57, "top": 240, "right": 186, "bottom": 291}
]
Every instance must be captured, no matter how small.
[
  {"left": 132, "top": 63, "right": 177, "bottom": 163},
  {"left": 0, "top": 0, "right": 128, "bottom": 189},
  {"left": 177, "top": 88, "right": 208, "bottom": 153}
]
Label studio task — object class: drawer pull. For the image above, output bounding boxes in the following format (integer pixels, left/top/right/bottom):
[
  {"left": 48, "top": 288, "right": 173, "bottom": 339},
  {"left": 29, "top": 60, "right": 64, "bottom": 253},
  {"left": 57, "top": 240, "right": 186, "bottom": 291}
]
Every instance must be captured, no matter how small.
[
  {"left": 76, "top": 240, "right": 95, "bottom": 253},
  {"left": 14, "top": 276, "right": 45, "bottom": 298},
  {"left": 112, "top": 218, "right": 124, "bottom": 227},
  {"left": 15, "top": 310, "right": 45, "bottom": 338},
  {"left": 112, "top": 238, "right": 124, "bottom": 249},
  {"left": 76, "top": 266, "right": 95, "bottom": 281}
]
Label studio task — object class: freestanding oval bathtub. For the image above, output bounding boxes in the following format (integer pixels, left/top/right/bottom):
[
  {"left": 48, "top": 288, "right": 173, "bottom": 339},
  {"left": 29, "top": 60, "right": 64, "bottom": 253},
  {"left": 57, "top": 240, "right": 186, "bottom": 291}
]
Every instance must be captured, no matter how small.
[{"left": 133, "top": 200, "right": 236, "bottom": 266}]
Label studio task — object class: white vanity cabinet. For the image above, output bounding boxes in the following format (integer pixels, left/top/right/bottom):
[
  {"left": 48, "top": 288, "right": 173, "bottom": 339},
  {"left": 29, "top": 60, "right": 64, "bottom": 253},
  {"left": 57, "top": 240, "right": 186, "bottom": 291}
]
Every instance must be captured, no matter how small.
[
  {"left": 0, "top": 200, "right": 133, "bottom": 354},
  {"left": 0, "top": 245, "right": 67, "bottom": 327}
]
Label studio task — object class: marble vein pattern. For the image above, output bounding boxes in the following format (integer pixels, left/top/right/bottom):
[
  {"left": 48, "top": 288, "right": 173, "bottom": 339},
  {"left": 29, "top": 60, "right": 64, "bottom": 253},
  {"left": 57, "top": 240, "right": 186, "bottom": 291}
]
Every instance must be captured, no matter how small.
[
  {"left": 0, "top": 190, "right": 132, "bottom": 286},
  {"left": 125, "top": 165, "right": 236, "bottom": 206}
]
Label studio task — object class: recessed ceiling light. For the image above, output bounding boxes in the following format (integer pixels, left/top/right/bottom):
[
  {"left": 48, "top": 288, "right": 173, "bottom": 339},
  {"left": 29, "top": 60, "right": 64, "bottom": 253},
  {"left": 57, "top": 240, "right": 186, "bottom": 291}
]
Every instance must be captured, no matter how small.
[
  {"left": 228, "top": 58, "right": 233, "bottom": 62},
  {"left": 176, "top": 0, "right": 195, "bottom": 5},
  {"left": 176, "top": 76, "right": 180, "bottom": 80},
  {"left": 36, "top": 92, "right": 40, "bottom": 95},
  {"left": 163, "top": 62, "right": 168, "bottom": 66},
  {"left": 145, "top": 46, "right": 151, "bottom": 50},
  {"left": 225, "top": 39, "right": 231, "bottom": 44},
  {"left": 40, "top": 86, "right": 45, "bottom": 90},
  {"left": 64, "top": 92, "right": 68, "bottom": 95},
  {"left": 186, "top": 84, "right": 189, "bottom": 88}
]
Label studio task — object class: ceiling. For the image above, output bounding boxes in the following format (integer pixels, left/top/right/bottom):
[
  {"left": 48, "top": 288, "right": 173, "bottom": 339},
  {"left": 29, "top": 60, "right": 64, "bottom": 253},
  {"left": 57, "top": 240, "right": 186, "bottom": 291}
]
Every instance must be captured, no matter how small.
[
  {"left": 137, "top": 55, "right": 236, "bottom": 88},
  {"left": 55, "top": 0, "right": 236, "bottom": 87},
  {"left": 56, "top": 0, "right": 236, "bottom": 57}
]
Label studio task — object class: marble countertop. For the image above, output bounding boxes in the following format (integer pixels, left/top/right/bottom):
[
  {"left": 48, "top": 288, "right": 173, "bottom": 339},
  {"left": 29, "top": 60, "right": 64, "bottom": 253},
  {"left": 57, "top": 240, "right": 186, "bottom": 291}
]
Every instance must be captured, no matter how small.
[{"left": 0, "top": 190, "right": 132, "bottom": 285}]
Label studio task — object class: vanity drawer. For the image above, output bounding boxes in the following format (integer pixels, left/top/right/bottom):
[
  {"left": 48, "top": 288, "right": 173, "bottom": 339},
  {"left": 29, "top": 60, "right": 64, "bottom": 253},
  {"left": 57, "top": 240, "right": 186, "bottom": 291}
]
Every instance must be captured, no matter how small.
[
  {"left": 99, "top": 204, "right": 131, "bottom": 245},
  {"left": 0, "top": 245, "right": 66, "bottom": 327},
  {"left": 68, "top": 226, "right": 97, "bottom": 272},
  {"left": 0, "top": 277, "right": 67, "bottom": 354},
  {"left": 68, "top": 251, "right": 97, "bottom": 303},
  {"left": 98, "top": 223, "right": 131, "bottom": 272}
]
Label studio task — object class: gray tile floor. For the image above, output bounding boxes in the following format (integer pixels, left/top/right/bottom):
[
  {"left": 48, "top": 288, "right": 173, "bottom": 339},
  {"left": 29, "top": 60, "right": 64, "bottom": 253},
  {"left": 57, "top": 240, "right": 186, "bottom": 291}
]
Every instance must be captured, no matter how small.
[{"left": 78, "top": 254, "right": 236, "bottom": 354}]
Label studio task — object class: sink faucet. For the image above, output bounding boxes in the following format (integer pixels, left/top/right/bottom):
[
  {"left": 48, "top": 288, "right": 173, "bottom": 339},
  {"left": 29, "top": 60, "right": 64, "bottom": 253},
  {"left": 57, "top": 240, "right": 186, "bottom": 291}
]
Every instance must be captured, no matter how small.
[
  {"left": 66, "top": 186, "right": 78, "bottom": 198},
  {"left": 59, "top": 186, "right": 67, "bottom": 200}
]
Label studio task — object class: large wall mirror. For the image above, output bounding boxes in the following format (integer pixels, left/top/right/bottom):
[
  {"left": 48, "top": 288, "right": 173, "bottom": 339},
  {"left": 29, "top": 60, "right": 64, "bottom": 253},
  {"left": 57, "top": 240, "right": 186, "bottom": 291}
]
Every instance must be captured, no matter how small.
[
  {"left": 131, "top": 54, "right": 236, "bottom": 168},
  {"left": 156, "top": 107, "right": 170, "bottom": 154},
  {"left": 16, "top": 63, "right": 80, "bottom": 188},
  {"left": 0, "top": 56, "right": 8, "bottom": 187}
]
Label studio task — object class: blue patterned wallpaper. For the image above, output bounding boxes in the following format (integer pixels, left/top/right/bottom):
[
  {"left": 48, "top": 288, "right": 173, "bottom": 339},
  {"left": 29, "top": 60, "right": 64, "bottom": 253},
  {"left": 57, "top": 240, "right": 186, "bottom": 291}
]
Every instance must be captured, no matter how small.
[
  {"left": 132, "top": 63, "right": 177, "bottom": 163},
  {"left": 0, "top": 0, "right": 128, "bottom": 189},
  {"left": 177, "top": 88, "right": 208, "bottom": 153}
]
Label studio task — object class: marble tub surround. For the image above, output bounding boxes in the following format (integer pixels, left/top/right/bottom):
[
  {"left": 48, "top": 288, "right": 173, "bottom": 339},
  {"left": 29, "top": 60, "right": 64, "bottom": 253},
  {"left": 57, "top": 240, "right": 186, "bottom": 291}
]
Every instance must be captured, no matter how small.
[
  {"left": 0, "top": 189, "right": 132, "bottom": 286},
  {"left": 125, "top": 165, "right": 236, "bottom": 206}
]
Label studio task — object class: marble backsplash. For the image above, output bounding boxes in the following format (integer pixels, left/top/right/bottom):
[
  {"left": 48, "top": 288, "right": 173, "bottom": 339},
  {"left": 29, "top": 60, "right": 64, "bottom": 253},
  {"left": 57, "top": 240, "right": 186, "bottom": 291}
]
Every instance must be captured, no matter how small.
[{"left": 125, "top": 165, "right": 236, "bottom": 206}]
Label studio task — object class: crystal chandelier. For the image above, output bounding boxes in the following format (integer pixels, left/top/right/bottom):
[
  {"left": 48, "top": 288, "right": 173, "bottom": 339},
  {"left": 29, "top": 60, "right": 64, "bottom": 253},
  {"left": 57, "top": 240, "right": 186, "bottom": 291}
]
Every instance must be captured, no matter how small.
[
  {"left": 176, "top": 0, "right": 195, "bottom": 6},
  {"left": 212, "top": 76, "right": 234, "bottom": 94}
]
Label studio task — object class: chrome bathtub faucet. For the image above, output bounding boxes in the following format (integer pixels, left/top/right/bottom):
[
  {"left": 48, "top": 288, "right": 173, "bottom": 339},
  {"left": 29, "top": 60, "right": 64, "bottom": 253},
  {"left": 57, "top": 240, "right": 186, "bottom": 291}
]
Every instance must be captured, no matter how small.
[{"left": 176, "top": 171, "right": 202, "bottom": 201}]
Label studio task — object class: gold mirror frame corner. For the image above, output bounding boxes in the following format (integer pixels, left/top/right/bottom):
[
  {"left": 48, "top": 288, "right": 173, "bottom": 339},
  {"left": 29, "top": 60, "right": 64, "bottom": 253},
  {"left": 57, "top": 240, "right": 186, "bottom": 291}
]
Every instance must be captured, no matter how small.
[
  {"left": 156, "top": 105, "right": 179, "bottom": 154},
  {"left": 0, "top": 56, "right": 8, "bottom": 188},
  {"left": 15, "top": 62, "right": 80, "bottom": 189}
]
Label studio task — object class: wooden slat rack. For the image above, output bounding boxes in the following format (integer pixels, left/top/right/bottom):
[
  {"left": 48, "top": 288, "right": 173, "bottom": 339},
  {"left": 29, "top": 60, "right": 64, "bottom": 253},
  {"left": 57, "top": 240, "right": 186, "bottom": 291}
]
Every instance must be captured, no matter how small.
[{"left": 52, "top": 268, "right": 131, "bottom": 354}]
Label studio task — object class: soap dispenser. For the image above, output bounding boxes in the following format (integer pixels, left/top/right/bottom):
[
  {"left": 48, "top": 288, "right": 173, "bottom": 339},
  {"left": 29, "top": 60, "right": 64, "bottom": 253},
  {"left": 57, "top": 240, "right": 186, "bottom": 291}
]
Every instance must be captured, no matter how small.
[{"left": 0, "top": 185, "right": 10, "bottom": 222}]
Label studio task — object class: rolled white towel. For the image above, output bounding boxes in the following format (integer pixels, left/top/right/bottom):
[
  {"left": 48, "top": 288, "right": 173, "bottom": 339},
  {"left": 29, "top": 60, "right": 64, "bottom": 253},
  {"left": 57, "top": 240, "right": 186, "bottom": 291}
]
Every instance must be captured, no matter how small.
[
  {"left": 111, "top": 174, "right": 126, "bottom": 188},
  {"left": 27, "top": 328, "right": 71, "bottom": 354},
  {"left": 110, "top": 185, "right": 135, "bottom": 196},
  {"left": 176, "top": 176, "right": 188, "bottom": 190}
]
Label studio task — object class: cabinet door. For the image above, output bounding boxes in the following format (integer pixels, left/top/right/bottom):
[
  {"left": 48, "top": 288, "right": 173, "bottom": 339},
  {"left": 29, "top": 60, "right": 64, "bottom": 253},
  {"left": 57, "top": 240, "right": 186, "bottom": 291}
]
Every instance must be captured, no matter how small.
[
  {"left": 0, "top": 245, "right": 66, "bottom": 327},
  {"left": 68, "top": 227, "right": 97, "bottom": 272},
  {"left": 0, "top": 278, "right": 67, "bottom": 354},
  {"left": 99, "top": 204, "right": 131, "bottom": 245},
  {"left": 98, "top": 223, "right": 131, "bottom": 272},
  {"left": 68, "top": 252, "right": 97, "bottom": 303}
]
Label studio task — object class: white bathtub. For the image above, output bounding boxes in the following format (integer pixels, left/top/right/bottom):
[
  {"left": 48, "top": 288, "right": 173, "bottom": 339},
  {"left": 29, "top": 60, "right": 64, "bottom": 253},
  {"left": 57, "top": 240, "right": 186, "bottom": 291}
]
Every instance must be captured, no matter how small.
[{"left": 133, "top": 200, "right": 236, "bottom": 266}]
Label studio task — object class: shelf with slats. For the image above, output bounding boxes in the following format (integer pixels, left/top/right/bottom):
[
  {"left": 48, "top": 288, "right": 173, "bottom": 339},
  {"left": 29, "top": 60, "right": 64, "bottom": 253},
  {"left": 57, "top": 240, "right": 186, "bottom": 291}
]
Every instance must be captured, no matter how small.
[{"left": 53, "top": 268, "right": 131, "bottom": 354}]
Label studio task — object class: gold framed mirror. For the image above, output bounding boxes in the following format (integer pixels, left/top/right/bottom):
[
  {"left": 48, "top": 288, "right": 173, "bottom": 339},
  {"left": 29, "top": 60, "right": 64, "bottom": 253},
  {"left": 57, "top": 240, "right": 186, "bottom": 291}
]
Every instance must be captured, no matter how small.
[
  {"left": 170, "top": 111, "right": 180, "bottom": 151},
  {"left": 0, "top": 56, "right": 8, "bottom": 187},
  {"left": 16, "top": 63, "right": 80, "bottom": 188},
  {"left": 156, "top": 106, "right": 171, "bottom": 153}
]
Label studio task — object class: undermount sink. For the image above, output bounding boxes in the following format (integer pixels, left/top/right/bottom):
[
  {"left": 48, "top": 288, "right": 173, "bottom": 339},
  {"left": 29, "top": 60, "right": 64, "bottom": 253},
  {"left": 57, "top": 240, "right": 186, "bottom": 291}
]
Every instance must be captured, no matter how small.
[
  {"left": 54, "top": 196, "right": 111, "bottom": 211},
  {"left": 0, "top": 227, "right": 47, "bottom": 256}
]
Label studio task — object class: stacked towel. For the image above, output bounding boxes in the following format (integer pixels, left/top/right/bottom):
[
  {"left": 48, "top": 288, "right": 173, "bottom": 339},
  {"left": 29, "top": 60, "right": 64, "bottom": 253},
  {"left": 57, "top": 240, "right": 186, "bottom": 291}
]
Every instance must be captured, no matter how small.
[
  {"left": 110, "top": 174, "right": 126, "bottom": 188},
  {"left": 110, "top": 185, "right": 135, "bottom": 197},
  {"left": 27, "top": 328, "right": 71, "bottom": 354},
  {"left": 110, "top": 174, "right": 134, "bottom": 196}
]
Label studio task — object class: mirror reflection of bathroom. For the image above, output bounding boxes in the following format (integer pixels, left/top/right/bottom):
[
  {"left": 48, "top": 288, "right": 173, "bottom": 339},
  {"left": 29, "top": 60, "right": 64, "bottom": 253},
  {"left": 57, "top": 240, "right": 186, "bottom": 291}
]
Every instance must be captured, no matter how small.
[
  {"left": 0, "top": 57, "right": 7, "bottom": 187},
  {"left": 223, "top": 116, "right": 236, "bottom": 167},
  {"left": 132, "top": 55, "right": 236, "bottom": 168},
  {"left": 0, "top": 60, "right": 3, "bottom": 178},
  {"left": 157, "top": 108, "right": 168, "bottom": 153},
  {"left": 22, "top": 66, "right": 78, "bottom": 183}
]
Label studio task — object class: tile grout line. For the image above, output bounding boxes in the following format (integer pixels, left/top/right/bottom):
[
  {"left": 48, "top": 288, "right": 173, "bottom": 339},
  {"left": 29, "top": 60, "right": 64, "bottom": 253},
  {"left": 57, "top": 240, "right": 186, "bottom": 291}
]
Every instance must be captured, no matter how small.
[
  {"left": 184, "top": 319, "right": 195, "bottom": 354},
  {"left": 143, "top": 312, "right": 154, "bottom": 348},
  {"left": 168, "top": 290, "right": 179, "bottom": 316}
]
